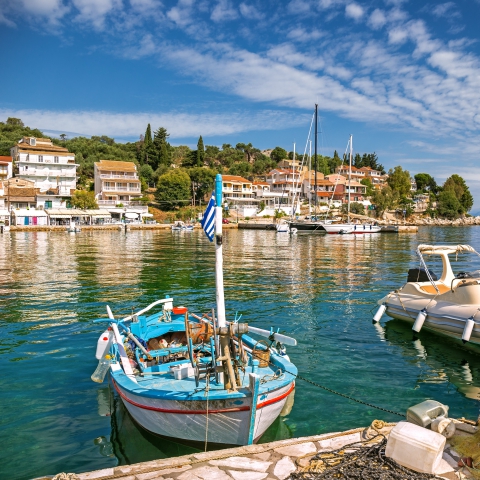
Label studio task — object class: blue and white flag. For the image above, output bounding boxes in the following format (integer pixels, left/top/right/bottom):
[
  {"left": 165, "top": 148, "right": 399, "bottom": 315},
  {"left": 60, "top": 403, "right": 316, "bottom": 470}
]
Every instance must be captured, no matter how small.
[{"left": 201, "top": 192, "right": 215, "bottom": 242}]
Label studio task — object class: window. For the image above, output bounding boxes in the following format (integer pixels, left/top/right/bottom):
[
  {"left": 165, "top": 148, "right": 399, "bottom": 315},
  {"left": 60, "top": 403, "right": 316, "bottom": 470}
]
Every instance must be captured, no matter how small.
[
  {"left": 38, "top": 155, "right": 43, "bottom": 162},
  {"left": 45, "top": 201, "right": 52, "bottom": 208},
  {"left": 54, "top": 156, "right": 59, "bottom": 163}
]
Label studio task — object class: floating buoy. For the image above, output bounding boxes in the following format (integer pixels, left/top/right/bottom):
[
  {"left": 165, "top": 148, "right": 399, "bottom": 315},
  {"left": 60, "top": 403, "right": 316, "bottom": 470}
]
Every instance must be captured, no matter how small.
[
  {"left": 373, "top": 303, "right": 387, "bottom": 323},
  {"left": 462, "top": 317, "right": 475, "bottom": 344},
  {"left": 412, "top": 308, "right": 427, "bottom": 333}
]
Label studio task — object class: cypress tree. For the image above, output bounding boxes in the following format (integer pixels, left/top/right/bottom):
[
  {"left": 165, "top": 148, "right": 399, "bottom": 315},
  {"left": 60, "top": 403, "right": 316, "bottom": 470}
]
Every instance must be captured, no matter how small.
[
  {"left": 145, "top": 124, "right": 152, "bottom": 146},
  {"left": 197, "top": 135, "right": 205, "bottom": 166}
]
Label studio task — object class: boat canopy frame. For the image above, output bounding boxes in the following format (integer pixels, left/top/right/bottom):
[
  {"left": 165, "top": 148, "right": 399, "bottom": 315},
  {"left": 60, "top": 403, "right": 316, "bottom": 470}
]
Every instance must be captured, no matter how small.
[{"left": 415, "top": 244, "right": 480, "bottom": 293}]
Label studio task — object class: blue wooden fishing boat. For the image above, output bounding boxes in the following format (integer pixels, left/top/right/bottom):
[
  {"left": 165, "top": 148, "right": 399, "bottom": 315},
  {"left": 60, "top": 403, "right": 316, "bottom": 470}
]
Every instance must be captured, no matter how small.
[{"left": 91, "top": 174, "right": 297, "bottom": 446}]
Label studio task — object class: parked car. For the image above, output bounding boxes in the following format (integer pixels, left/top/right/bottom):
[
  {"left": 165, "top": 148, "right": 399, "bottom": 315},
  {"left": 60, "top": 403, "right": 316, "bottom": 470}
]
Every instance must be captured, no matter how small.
[{"left": 222, "top": 218, "right": 230, "bottom": 224}]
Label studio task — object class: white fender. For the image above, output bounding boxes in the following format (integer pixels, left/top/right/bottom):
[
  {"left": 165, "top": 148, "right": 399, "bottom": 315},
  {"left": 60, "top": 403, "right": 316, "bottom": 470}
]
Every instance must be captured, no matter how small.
[
  {"left": 412, "top": 309, "right": 427, "bottom": 333},
  {"left": 462, "top": 318, "right": 475, "bottom": 343},
  {"left": 373, "top": 304, "right": 386, "bottom": 323},
  {"left": 95, "top": 329, "right": 113, "bottom": 360}
]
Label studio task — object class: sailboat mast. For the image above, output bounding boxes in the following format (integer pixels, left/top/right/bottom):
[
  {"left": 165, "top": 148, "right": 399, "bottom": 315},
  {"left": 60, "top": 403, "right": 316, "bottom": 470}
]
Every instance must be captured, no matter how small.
[
  {"left": 347, "top": 135, "right": 352, "bottom": 224},
  {"left": 309, "top": 140, "right": 312, "bottom": 218},
  {"left": 314, "top": 104, "right": 318, "bottom": 218},
  {"left": 292, "top": 142, "right": 295, "bottom": 219},
  {"left": 215, "top": 174, "right": 226, "bottom": 328}
]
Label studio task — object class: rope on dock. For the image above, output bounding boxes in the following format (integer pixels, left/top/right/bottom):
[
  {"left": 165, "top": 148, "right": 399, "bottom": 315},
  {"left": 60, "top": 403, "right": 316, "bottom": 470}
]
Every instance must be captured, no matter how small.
[{"left": 289, "top": 434, "right": 444, "bottom": 480}]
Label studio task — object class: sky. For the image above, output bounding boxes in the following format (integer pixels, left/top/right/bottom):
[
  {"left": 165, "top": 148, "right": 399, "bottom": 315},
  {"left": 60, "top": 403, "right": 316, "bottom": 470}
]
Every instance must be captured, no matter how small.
[{"left": 1, "top": 0, "right": 480, "bottom": 208}]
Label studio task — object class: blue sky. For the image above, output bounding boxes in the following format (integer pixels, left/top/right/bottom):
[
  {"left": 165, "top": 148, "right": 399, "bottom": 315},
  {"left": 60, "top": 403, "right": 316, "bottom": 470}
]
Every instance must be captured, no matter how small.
[{"left": 1, "top": 0, "right": 480, "bottom": 206}]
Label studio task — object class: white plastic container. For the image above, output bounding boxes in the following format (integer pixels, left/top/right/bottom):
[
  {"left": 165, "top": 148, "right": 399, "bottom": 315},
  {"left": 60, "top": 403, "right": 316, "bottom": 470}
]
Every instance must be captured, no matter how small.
[
  {"left": 95, "top": 329, "right": 113, "bottom": 360},
  {"left": 171, "top": 363, "right": 195, "bottom": 380},
  {"left": 385, "top": 421, "right": 446, "bottom": 474}
]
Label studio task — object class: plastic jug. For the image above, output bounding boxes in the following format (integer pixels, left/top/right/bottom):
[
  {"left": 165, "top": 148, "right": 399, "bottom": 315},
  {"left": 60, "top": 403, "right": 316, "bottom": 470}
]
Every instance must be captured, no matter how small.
[{"left": 385, "top": 421, "right": 446, "bottom": 474}]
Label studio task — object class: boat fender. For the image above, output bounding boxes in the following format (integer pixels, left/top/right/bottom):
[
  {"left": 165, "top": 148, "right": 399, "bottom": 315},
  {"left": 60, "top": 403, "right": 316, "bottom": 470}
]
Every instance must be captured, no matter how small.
[
  {"left": 373, "top": 303, "right": 387, "bottom": 323},
  {"left": 462, "top": 317, "right": 475, "bottom": 344},
  {"left": 95, "top": 329, "right": 113, "bottom": 360},
  {"left": 412, "top": 308, "right": 427, "bottom": 333}
]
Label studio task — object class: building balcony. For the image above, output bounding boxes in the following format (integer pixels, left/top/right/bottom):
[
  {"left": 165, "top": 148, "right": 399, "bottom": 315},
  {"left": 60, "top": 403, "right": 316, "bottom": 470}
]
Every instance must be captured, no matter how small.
[
  {"left": 102, "top": 187, "right": 141, "bottom": 193},
  {"left": 100, "top": 174, "right": 139, "bottom": 180}
]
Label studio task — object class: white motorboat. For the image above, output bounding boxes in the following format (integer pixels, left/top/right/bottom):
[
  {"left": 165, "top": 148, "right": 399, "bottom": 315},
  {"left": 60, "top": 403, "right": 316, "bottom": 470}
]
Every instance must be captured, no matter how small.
[
  {"left": 373, "top": 244, "right": 480, "bottom": 348},
  {"left": 276, "top": 220, "right": 290, "bottom": 233}
]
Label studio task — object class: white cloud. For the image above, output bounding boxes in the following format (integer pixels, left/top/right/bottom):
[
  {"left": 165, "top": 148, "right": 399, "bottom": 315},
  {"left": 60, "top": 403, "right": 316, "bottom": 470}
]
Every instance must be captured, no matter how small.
[
  {"left": 211, "top": 0, "right": 238, "bottom": 22},
  {"left": 287, "top": 0, "right": 311, "bottom": 15},
  {"left": 72, "top": 0, "right": 122, "bottom": 29},
  {"left": 431, "top": 2, "right": 459, "bottom": 19},
  {"left": 345, "top": 3, "right": 364, "bottom": 21},
  {"left": 286, "top": 27, "right": 324, "bottom": 42},
  {"left": 368, "top": 9, "right": 386, "bottom": 29},
  {"left": 388, "top": 27, "right": 408, "bottom": 45},
  {"left": 239, "top": 3, "right": 263, "bottom": 20},
  {"left": 0, "top": 108, "right": 306, "bottom": 139}
]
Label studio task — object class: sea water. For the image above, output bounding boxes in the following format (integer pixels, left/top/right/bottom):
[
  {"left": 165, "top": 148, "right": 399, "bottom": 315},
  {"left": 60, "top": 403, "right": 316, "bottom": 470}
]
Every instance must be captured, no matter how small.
[{"left": 0, "top": 227, "right": 479, "bottom": 480}]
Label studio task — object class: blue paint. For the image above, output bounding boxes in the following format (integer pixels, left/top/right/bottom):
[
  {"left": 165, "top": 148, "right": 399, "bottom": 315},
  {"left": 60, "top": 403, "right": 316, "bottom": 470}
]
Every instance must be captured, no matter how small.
[{"left": 215, "top": 174, "right": 222, "bottom": 208}]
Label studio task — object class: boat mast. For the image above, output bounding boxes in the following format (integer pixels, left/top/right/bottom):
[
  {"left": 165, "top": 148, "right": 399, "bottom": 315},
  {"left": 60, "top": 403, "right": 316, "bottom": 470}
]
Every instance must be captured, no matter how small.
[
  {"left": 314, "top": 104, "right": 318, "bottom": 219},
  {"left": 292, "top": 142, "right": 295, "bottom": 219},
  {"left": 347, "top": 134, "right": 352, "bottom": 224},
  {"left": 309, "top": 140, "right": 312, "bottom": 218},
  {"left": 215, "top": 174, "right": 226, "bottom": 328}
]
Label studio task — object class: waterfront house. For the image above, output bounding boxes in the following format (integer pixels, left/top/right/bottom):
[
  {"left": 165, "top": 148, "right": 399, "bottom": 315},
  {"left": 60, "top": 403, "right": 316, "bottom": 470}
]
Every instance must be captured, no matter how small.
[
  {"left": 357, "top": 166, "right": 387, "bottom": 190},
  {"left": 0, "top": 156, "right": 13, "bottom": 181},
  {"left": 94, "top": 160, "right": 146, "bottom": 221},
  {"left": 11, "top": 138, "right": 78, "bottom": 200},
  {"left": 222, "top": 175, "right": 257, "bottom": 217},
  {"left": 325, "top": 174, "right": 369, "bottom": 206},
  {"left": 252, "top": 181, "right": 299, "bottom": 216}
]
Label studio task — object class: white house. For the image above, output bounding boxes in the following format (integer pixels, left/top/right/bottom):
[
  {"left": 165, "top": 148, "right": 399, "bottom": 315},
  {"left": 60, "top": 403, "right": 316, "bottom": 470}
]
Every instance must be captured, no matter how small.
[
  {"left": 0, "top": 156, "right": 13, "bottom": 182},
  {"left": 11, "top": 137, "right": 78, "bottom": 199},
  {"left": 94, "top": 160, "right": 146, "bottom": 221}
]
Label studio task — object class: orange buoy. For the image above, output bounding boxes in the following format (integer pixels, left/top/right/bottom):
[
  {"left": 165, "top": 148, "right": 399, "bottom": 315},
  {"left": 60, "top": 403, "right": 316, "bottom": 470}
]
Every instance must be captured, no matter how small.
[{"left": 173, "top": 306, "right": 188, "bottom": 315}]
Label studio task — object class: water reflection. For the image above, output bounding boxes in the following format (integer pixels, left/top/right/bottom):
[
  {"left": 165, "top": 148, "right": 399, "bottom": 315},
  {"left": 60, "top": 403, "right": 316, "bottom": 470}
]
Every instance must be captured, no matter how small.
[
  {"left": 383, "top": 319, "right": 480, "bottom": 401},
  {"left": 1, "top": 227, "right": 480, "bottom": 480}
]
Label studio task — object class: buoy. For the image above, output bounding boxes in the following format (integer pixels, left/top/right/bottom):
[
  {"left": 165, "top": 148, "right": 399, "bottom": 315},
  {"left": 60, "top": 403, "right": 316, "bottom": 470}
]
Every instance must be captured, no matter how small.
[
  {"left": 462, "top": 317, "right": 475, "bottom": 344},
  {"left": 373, "top": 303, "right": 387, "bottom": 323},
  {"left": 412, "top": 308, "right": 427, "bottom": 333}
]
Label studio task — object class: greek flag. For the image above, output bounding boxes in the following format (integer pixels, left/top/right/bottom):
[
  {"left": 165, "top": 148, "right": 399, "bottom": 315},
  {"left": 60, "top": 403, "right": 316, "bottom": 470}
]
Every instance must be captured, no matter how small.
[{"left": 201, "top": 192, "right": 215, "bottom": 242}]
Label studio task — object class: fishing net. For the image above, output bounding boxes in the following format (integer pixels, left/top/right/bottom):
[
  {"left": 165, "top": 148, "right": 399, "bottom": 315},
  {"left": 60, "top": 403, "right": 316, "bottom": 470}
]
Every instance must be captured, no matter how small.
[{"left": 289, "top": 435, "right": 444, "bottom": 480}]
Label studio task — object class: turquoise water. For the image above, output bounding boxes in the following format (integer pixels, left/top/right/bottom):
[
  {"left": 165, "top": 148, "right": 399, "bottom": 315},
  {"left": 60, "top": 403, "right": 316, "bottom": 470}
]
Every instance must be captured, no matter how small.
[{"left": 1, "top": 228, "right": 480, "bottom": 480}]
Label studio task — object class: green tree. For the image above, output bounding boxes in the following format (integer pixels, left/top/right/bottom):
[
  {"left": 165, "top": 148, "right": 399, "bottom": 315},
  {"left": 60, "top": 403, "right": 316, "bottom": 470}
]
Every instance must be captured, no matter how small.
[
  {"left": 152, "top": 127, "right": 171, "bottom": 170},
  {"left": 188, "top": 167, "right": 216, "bottom": 204},
  {"left": 71, "top": 190, "right": 98, "bottom": 209},
  {"left": 6, "top": 117, "right": 24, "bottom": 127},
  {"left": 341, "top": 202, "right": 365, "bottom": 215},
  {"left": 155, "top": 169, "right": 191, "bottom": 210},
  {"left": 270, "top": 146, "right": 287, "bottom": 163},
  {"left": 387, "top": 166, "right": 411, "bottom": 197},
  {"left": 145, "top": 124, "right": 153, "bottom": 146},
  {"left": 414, "top": 173, "right": 437, "bottom": 193},
  {"left": 197, "top": 136, "right": 205, "bottom": 166},
  {"left": 328, "top": 150, "right": 343, "bottom": 173},
  {"left": 360, "top": 178, "right": 374, "bottom": 197},
  {"left": 371, "top": 185, "right": 397, "bottom": 217},
  {"left": 139, "top": 164, "right": 154, "bottom": 186},
  {"left": 443, "top": 174, "right": 473, "bottom": 213},
  {"left": 437, "top": 190, "right": 463, "bottom": 219}
]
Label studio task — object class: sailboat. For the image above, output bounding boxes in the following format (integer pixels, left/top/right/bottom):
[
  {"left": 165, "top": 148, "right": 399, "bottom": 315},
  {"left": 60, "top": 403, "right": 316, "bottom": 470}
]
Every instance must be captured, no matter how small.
[
  {"left": 322, "top": 135, "right": 381, "bottom": 235},
  {"left": 91, "top": 174, "right": 297, "bottom": 446},
  {"left": 288, "top": 104, "right": 328, "bottom": 233}
]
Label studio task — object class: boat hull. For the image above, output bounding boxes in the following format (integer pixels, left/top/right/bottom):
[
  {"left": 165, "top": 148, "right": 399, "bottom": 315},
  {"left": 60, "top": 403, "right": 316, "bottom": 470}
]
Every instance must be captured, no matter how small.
[
  {"left": 113, "top": 377, "right": 295, "bottom": 445},
  {"left": 288, "top": 222, "right": 326, "bottom": 233},
  {"left": 323, "top": 223, "right": 381, "bottom": 234},
  {"left": 385, "top": 294, "right": 480, "bottom": 348}
]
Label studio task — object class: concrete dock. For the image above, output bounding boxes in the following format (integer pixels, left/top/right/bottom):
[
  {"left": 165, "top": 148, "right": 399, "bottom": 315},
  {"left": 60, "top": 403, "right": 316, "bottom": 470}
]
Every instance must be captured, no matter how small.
[{"left": 46, "top": 421, "right": 476, "bottom": 480}]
